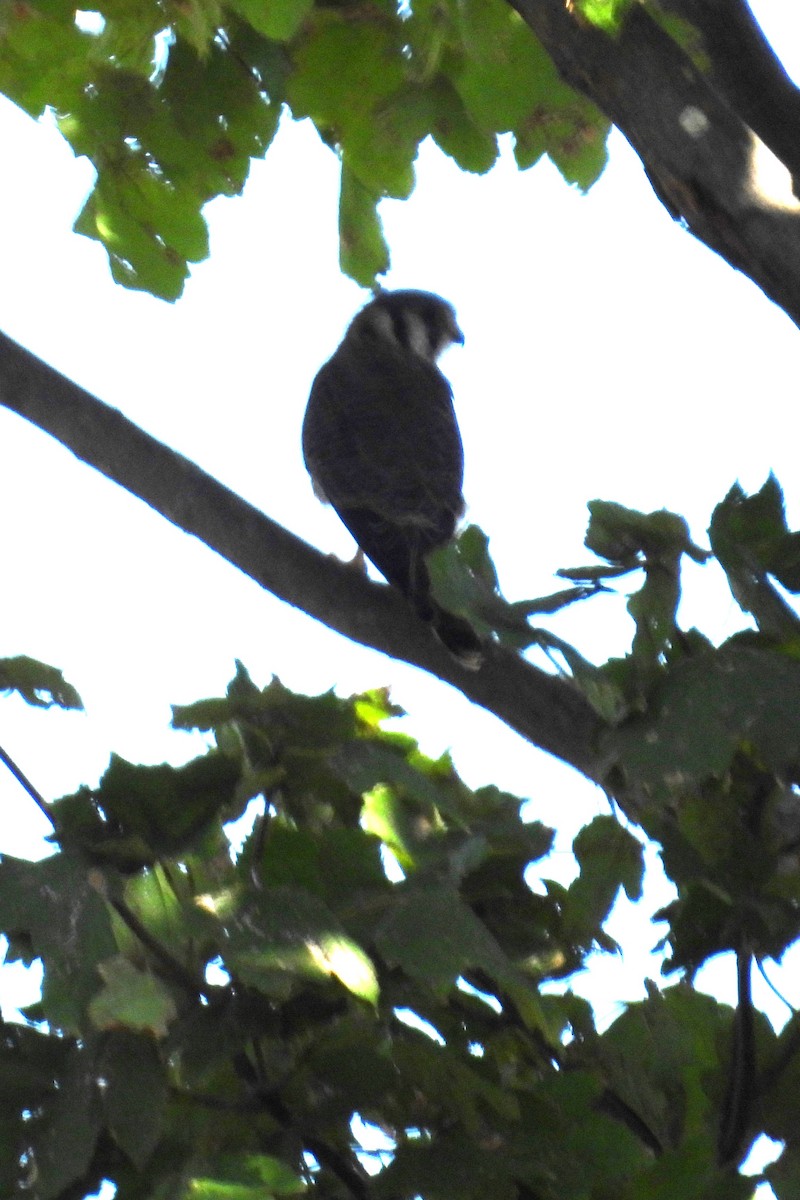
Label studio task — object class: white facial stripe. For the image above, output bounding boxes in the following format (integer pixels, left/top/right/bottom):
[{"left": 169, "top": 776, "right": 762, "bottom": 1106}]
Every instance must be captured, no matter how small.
[
  {"left": 405, "top": 312, "right": 434, "bottom": 360},
  {"left": 369, "top": 308, "right": 395, "bottom": 341}
]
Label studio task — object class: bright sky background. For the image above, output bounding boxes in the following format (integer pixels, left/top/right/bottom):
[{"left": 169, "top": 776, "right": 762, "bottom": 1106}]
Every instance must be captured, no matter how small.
[{"left": 0, "top": 4, "right": 799, "bottom": 1193}]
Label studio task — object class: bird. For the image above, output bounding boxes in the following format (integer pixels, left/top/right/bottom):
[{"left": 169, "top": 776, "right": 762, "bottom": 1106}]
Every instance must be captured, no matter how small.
[{"left": 302, "top": 289, "right": 482, "bottom": 668}]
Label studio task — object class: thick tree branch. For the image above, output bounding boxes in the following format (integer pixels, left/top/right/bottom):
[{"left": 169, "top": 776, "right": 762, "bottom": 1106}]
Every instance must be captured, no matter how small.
[
  {"left": 509, "top": 0, "right": 800, "bottom": 328},
  {"left": 664, "top": 0, "right": 800, "bottom": 185},
  {"left": 0, "top": 330, "right": 602, "bottom": 781}
]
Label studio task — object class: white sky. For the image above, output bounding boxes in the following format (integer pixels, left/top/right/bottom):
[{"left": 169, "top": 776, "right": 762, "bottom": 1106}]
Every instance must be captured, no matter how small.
[{"left": 0, "top": 4, "right": 799, "bottom": 1190}]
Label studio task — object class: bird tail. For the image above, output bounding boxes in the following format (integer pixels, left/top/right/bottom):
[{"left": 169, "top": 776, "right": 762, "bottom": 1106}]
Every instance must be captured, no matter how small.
[
  {"left": 430, "top": 605, "right": 483, "bottom": 670},
  {"left": 334, "top": 506, "right": 483, "bottom": 668}
]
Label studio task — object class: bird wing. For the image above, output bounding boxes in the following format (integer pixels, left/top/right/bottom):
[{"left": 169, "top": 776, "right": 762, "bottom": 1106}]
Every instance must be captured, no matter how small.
[{"left": 302, "top": 342, "right": 464, "bottom": 536}]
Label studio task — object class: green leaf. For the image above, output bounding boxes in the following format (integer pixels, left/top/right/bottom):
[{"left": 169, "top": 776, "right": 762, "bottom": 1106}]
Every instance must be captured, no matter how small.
[
  {"left": 74, "top": 171, "right": 203, "bottom": 301},
  {"left": 509, "top": 1073, "right": 646, "bottom": 1197},
  {"left": 394, "top": 1032, "right": 520, "bottom": 1131},
  {"left": 89, "top": 956, "right": 179, "bottom": 1036},
  {"left": 27, "top": 1045, "right": 103, "bottom": 1200},
  {"left": 339, "top": 164, "right": 390, "bottom": 286},
  {"left": 0, "top": 655, "right": 82, "bottom": 708},
  {"left": 188, "top": 1154, "right": 305, "bottom": 1198},
  {"left": 228, "top": 0, "right": 313, "bottom": 42},
  {"left": 607, "top": 640, "right": 800, "bottom": 799},
  {"left": 0, "top": 1026, "right": 68, "bottom": 1194},
  {"left": 0, "top": 5, "right": 91, "bottom": 118},
  {"left": 545, "top": 118, "right": 610, "bottom": 191},
  {"left": 586, "top": 500, "right": 707, "bottom": 566},
  {"left": 626, "top": 1134, "right": 753, "bottom": 1199},
  {"left": 574, "top": 0, "right": 635, "bottom": 35},
  {"left": 305, "top": 1016, "right": 399, "bottom": 1115},
  {"left": 563, "top": 816, "right": 644, "bottom": 944},
  {"left": 449, "top": 0, "right": 555, "bottom": 133},
  {"left": 375, "top": 880, "right": 555, "bottom": 1040},
  {"left": 426, "top": 78, "right": 499, "bottom": 174},
  {"left": 336, "top": 740, "right": 462, "bottom": 822},
  {"left": 286, "top": 14, "right": 406, "bottom": 130},
  {"left": 354, "top": 686, "right": 405, "bottom": 729},
  {"left": 0, "top": 851, "right": 116, "bottom": 1032},
  {"left": 92, "top": 750, "right": 240, "bottom": 858},
  {"left": 225, "top": 887, "right": 379, "bottom": 1004},
  {"left": 597, "top": 982, "right": 733, "bottom": 1152},
  {"left": 254, "top": 822, "right": 388, "bottom": 911},
  {"left": 59, "top": 41, "right": 279, "bottom": 298},
  {"left": 376, "top": 881, "right": 501, "bottom": 991},
  {"left": 289, "top": 16, "right": 425, "bottom": 198},
  {"left": 374, "top": 1129, "right": 517, "bottom": 1200},
  {"left": 99, "top": 1031, "right": 167, "bottom": 1167},
  {"left": 709, "top": 476, "right": 800, "bottom": 635}
]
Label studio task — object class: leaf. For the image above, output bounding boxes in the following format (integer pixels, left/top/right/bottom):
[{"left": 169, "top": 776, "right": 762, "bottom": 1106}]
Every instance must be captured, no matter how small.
[
  {"left": 0, "top": 1026, "right": 68, "bottom": 1194},
  {"left": 709, "top": 476, "right": 800, "bottom": 636},
  {"left": 93, "top": 750, "right": 241, "bottom": 858},
  {"left": 225, "top": 887, "right": 379, "bottom": 1004},
  {"left": 558, "top": 123, "right": 613, "bottom": 191},
  {"left": 286, "top": 14, "right": 406, "bottom": 130},
  {"left": 710, "top": 475, "right": 798, "bottom": 581},
  {"left": 339, "top": 164, "right": 390, "bottom": 286},
  {"left": 335, "top": 740, "right": 461, "bottom": 820},
  {"left": 427, "top": 531, "right": 568, "bottom": 651},
  {"left": 74, "top": 172, "right": 202, "bottom": 301},
  {"left": 354, "top": 687, "right": 405, "bottom": 730},
  {"left": 228, "top": 0, "right": 313, "bottom": 42},
  {"left": 254, "top": 822, "right": 389, "bottom": 911},
  {"left": 0, "top": 851, "right": 117, "bottom": 1032},
  {"left": 394, "top": 1033, "right": 520, "bottom": 1131},
  {"left": 305, "top": 1017, "right": 399, "bottom": 1116},
  {"left": 426, "top": 78, "right": 499, "bottom": 174},
  {"left": 626, "top": 1135, "right": 753, "bottom": 1199},
  {"left": 574, "top": 0, "right": 635, "bottom": 35},
  {"left": 0, "top": 4, "right": 91, "bottom": 118},
  {"left": 374, "top": 1129, "right": 517, "bottom": 1200},
  {"left": 375, "top": 880, "right": 555, "bottom": 1040},
  {"left": 586, "top": 500, "right": 707, "bottom": 566},
  {"left": 90, "top": 956, "right": 179, "bottom": 1036},
  {"left": 450, "top": 0, "right": 555, "bottom": 133},
  {"left": 189, "top": 1154, "right": 305, "bottom": 1198},
  {"left": 61, "top": 40, "right": 279, "bottom": 298},
  {"left": 376, "top": 881, "right": 497, "bottom": 990},
  {"left": 0, "top": 655, "right": 82, "bottom": 709},
  {"left": 597, "top": 982, "right": 730, "bottom": 1152},
  {"left": 27, "top": 1045, "right": 103, "bottom": 1200},
  {"left": 607, "top": 639, "right": 800, "bottom": 799},
  {"left": 98, "top": 1030, "right": 167, "bottom": 1167},
  {"left": 563, "top": 816, "right": 644, "bottom": 945}
]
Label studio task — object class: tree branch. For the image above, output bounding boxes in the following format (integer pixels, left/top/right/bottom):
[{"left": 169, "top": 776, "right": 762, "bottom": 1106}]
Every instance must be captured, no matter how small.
[
  {"left": 663, "top": 0, "right": 800, "bottom": 186},
  {"left": 0, "top": 330, "right": 602, "bottom": 781},
  {"left": 509, "top": 0, "right": 800, "bottom": 328}
]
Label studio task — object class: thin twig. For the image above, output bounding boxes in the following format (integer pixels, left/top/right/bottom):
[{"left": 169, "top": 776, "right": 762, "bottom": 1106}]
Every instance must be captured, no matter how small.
[
  {"left": 0, "top": 741, "right": 54, "bottom": 828},
  {"left": 110, "top": 896, "right": 212, "bottom": 1002}
]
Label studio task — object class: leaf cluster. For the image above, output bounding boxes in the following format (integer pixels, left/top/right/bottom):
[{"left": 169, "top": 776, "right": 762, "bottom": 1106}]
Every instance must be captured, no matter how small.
[
  {"left": 430, "top": 474, "right": 800, "bottom": 1188},
  {"left": 5, "top": 477, "right": 800, "bottom": 1196},
  {"left": 0, "top": 0, "right": 609, "bottom": 296},
  {"left": 0, "top": 653, "right": 759, "bottom": 1200}
]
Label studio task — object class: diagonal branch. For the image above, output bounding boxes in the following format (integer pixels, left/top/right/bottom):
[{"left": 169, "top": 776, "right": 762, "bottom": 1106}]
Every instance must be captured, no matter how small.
[
  {"left": 0, "top": 329, "right": 602, "bottom": 781},
  {"left": 510, "top": 0, "right": 800, "bottom": 328}
]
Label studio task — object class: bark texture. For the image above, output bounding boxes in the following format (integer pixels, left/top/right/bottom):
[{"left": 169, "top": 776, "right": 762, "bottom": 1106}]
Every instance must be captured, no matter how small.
[{"left": 510, "top": 0, "right": 800, "bottom": 327}]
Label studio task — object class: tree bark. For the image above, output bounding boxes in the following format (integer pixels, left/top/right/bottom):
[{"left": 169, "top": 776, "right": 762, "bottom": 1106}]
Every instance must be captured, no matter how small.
[
  {"left": 0, "top": 329, "right": 602, "bottom": 781},
  {"left": 509, "top": 0, "right": 800, "bottom": 328}
]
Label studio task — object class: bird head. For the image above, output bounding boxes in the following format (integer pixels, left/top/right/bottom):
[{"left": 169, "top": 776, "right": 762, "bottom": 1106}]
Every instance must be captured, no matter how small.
[{"left": 351, "top": 290, "right": 464, "bottom": 364}]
